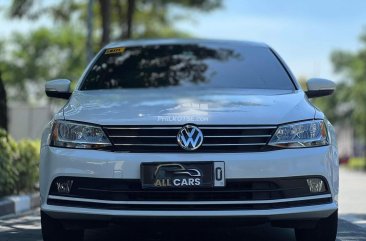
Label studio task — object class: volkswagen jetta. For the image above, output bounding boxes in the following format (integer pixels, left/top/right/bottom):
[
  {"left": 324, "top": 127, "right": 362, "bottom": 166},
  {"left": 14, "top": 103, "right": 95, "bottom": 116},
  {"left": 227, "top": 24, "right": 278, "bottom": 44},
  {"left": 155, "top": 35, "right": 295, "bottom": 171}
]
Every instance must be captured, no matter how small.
[{"left": 40, "top": 39, "right": 338, "bottom": 241}]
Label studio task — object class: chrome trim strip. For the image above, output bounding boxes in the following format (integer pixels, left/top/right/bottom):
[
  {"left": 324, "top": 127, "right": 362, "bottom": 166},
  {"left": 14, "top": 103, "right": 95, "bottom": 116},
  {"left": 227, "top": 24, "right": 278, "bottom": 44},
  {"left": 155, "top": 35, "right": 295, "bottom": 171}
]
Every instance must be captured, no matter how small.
[
  {"left": 104, "top": 127, "right": 181, "bottom": 130},
  {"left": 113, "top": 143, "right": 267, "bottom": 146},
  {"left": 200, "top": 126, "right": 277, "bottom": 130},
  {"left": 203, "top": 143, "right": 267, "bottom": 146},
  {"left": 114, "top": 144, "right": 178, "bottom": 146},
  {"left": 109, "top": 135, "right": 271, "bottom": 138},
  {"left": 47, "top": 194, "right": 332, "bottom": 205},
  {"left": 205, "top": 135, "right": 272, "bottom": 138},
  {"left": 43, "top": 202, "right": 338, "bottom": 218},
  {"left": 106, "top": 126, "right": 275, "bottom": 149},
  {"left": 104, "top": 126, "right": 277, "bottom": 130}
]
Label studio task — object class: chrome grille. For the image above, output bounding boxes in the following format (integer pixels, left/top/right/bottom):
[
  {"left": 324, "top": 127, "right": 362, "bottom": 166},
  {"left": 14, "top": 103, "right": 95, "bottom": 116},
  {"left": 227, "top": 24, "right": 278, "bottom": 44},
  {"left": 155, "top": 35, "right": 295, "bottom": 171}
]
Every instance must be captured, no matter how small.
[{"left": 103, "top": 125, "right": 277, "bottom": 152}]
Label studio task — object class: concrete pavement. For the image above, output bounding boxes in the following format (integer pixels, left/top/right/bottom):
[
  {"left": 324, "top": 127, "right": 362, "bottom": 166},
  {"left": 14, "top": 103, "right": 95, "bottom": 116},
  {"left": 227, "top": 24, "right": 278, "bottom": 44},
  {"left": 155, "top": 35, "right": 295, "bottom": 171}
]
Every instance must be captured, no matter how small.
[{"left": 339, "top": 167, "right": 366, "bottom": 230}]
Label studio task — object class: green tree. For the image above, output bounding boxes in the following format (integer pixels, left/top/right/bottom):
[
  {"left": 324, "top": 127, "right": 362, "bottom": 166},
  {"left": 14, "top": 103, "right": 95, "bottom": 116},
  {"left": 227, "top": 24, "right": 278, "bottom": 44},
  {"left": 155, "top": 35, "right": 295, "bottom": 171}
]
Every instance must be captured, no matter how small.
[
  {"left": 0, "top": 129, "right": 18, "bottom": 196},
  {"left": 298, "top": 76, "right": 352, "bottom": 126},
  {"left": 312, "top": 82, "right": 353, "bottom": 124},
  {"left": 2, "top": 27, "right": 86, "bottom": 101},
  {"left": 15, "top": 139, "right": 40, "bottom": 194},
  {"left": 99, "top": 0, "right": 112, "bottom": 46},
  {"left": 9, "top": 0, "right": 223, "bottom": 47},
  {"left": 330, "top": 30, "right": 366, "bottom": 155},
  {"left": 331, "top": 36, "right": 366, "bottom": 133},
  {"left": 122, "top": 0, "right": 222, "bottom": 39},
  {"left": 2, "top": 0, "right": 223, "bottom": 116},
  {"left": 8, "top": 0, "right": 35, "bottom": 18}
]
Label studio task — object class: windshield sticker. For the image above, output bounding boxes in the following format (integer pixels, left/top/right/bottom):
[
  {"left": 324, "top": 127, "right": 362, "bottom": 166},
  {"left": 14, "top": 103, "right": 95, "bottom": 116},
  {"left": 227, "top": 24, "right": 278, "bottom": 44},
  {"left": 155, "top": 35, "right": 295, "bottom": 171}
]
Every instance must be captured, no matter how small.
[{"left": 105, "top": 47, "right": 125, "bottom": 55}]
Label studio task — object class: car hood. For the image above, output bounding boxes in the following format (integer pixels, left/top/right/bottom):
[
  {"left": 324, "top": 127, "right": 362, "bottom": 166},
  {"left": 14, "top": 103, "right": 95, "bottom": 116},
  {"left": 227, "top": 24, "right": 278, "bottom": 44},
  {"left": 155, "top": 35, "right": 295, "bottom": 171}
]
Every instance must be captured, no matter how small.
[{"left": 62, "top": 89, "right": 315, "bottom": 125}]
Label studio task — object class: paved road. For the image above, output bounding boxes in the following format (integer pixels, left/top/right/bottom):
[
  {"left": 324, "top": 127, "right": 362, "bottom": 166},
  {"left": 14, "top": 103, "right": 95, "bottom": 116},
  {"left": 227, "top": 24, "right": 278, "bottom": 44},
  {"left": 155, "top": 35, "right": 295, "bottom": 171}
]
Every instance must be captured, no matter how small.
[{"left": 1, "top": 168, "right": 366, "bottom": 241}]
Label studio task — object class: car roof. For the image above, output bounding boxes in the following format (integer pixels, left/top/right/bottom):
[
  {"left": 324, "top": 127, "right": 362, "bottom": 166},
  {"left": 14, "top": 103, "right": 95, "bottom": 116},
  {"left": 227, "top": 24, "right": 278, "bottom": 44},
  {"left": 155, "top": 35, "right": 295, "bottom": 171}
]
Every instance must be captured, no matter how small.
[{"left": 105, "top": 38, "right": 269, "bottom": 49}]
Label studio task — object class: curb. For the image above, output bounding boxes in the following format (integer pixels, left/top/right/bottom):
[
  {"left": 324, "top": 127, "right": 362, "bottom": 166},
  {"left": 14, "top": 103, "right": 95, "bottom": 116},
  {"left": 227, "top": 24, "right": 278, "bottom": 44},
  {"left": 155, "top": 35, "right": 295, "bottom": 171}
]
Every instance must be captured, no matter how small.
[{"left": 0, "top": 193, "right": 40, "bottom": 217}]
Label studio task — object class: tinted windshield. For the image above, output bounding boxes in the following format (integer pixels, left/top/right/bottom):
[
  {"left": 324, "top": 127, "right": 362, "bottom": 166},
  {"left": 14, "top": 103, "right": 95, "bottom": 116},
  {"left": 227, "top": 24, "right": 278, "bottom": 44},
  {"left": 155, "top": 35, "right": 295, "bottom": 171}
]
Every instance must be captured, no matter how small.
[{"left": 80, "top": 43, "right": 295, "bottom": 90}]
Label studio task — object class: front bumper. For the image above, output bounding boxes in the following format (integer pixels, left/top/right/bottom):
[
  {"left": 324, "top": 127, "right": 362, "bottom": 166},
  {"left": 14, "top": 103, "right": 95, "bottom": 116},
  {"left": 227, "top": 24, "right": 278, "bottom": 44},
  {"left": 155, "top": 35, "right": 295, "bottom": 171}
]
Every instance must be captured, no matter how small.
[
  {"left": 42, "top": 202, "right": 337, "bottom": 221},
  {"left": 40, "top": 145, "right": 339, "bottom": 220}
]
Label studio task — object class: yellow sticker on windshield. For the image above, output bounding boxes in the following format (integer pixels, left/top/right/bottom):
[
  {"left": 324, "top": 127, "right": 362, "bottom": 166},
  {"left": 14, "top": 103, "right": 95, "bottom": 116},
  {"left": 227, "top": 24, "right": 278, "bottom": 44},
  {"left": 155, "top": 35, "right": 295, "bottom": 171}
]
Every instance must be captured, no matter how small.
[{"left": 105, "top": 47, "right": 125, "bottom": 55}]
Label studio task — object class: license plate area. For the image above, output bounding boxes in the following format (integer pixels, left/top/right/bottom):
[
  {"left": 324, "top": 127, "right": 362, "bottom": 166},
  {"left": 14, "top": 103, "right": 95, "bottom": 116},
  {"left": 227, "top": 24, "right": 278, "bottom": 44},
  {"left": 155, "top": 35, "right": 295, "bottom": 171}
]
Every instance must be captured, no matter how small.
[{"left": 141, "top": 162, "right": 225, "bottom": 189}]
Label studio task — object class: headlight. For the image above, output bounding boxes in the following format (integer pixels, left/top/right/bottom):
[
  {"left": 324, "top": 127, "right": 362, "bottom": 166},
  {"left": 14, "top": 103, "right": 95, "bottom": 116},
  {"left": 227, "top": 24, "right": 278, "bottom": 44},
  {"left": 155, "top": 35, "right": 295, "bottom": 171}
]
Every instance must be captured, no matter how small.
[
  {"left": 50, "top": 120, "right": 111, "bottom": 149},
  {"left": 269, "top": 120, "right": 328, "bottom": 148}
]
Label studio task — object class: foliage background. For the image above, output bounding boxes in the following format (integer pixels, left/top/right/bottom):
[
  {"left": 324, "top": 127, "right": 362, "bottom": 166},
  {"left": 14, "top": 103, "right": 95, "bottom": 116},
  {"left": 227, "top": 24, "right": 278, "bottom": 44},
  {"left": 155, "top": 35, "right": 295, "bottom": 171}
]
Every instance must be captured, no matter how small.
[
  {"left": 0, "top": 0, "right": 224, "bottom": 196},
  {"left": 0, "top": 129, "right": 40, "bottom": 197},
  {"left": 1, "top": 0, "right": 366, "bottom": 196}
]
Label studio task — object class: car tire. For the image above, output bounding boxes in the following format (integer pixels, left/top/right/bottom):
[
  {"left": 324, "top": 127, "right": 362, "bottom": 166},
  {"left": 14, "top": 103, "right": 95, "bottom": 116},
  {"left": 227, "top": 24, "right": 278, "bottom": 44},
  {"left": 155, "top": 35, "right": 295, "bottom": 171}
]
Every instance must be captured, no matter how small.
[
  {"left": 41, "top": 211, "right": 84, "bottom": 241},
  {"left": 295, "top": 210, "right": 338, "bottom": 241}
]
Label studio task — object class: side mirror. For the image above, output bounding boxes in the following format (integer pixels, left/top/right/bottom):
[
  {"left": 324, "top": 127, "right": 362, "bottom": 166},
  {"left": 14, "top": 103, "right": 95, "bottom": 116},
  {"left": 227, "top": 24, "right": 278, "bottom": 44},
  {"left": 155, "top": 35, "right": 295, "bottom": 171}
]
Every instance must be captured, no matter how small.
[
  {"left": 45, "top": 79, "right": 72, "bottom": 99},
  {"left": 305, "top": 78, "right": 336, "bottom": 98}
]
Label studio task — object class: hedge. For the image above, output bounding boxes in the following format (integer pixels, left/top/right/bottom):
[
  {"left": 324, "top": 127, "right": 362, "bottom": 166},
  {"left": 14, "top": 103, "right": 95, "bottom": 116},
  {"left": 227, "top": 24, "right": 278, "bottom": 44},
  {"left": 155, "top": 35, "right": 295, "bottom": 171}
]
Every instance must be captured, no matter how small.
[
  {"left": 0, "top": 129, "right": 18, "bottom": 196},
  {"left": 0, "top": 129, "right": 40, "bottom": 197}
]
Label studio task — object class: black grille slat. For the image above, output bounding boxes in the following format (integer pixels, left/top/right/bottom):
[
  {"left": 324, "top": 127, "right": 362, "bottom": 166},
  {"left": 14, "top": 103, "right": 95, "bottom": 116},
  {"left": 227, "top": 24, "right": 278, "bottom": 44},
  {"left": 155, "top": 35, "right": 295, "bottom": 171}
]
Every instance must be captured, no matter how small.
[
  {"left": 204, "top": 137, "right": 268, "bottom": 144},
  {"left": 104, "top": 129, "right": 179, "bottom": 137},
  {"left": 110, "top": 137, "right": 176, "bottom": 145},
  {"left": 202, "top": 128, "right": 274, "bottom": 136},
  {"left": 103, "top": 125, "right": 277, "bottom": 152}
]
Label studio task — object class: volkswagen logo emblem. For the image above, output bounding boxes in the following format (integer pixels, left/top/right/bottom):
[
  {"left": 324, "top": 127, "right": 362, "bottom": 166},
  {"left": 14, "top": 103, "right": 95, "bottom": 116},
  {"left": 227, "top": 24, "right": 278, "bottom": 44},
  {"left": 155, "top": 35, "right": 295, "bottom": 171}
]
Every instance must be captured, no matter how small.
[{"left": 177, "top": 125, "right": 204, "bottom": 151}]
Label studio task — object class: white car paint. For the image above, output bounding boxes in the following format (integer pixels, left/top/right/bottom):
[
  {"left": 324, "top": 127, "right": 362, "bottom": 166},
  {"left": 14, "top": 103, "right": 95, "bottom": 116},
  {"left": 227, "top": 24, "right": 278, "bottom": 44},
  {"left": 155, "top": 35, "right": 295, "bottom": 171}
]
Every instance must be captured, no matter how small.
[
  {"left": 40, "top": 39, "right": 339, "bottom": 224},
  {"left": 62, "top": 89, "right": 315, "bottom": 125}
]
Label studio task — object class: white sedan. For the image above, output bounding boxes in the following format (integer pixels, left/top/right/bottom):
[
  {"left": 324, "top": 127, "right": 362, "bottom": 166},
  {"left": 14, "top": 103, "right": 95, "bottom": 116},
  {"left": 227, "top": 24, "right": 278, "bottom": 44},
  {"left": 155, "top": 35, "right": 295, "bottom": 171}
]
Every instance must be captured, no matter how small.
[{"left": 39, "top": 39, "right": 338, "bottom": 241}]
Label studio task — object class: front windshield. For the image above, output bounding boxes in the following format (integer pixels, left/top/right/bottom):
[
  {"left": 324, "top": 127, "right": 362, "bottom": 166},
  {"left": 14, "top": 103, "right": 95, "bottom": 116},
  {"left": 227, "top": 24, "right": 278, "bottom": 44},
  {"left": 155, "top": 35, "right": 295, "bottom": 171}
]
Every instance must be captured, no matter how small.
[{"left": 80, "top": 43, "right": 295, "bottom": 91}]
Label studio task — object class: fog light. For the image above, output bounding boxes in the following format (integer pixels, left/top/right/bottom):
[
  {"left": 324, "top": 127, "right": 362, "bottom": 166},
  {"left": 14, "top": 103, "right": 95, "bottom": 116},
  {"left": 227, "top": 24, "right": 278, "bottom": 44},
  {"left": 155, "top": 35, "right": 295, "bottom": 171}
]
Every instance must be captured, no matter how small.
[
  {"left": 307, "top": 178, "right": 325, "bottom": 193},
  {"left": 56, "top": 180, "right": 74, "bottom": 193}
]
